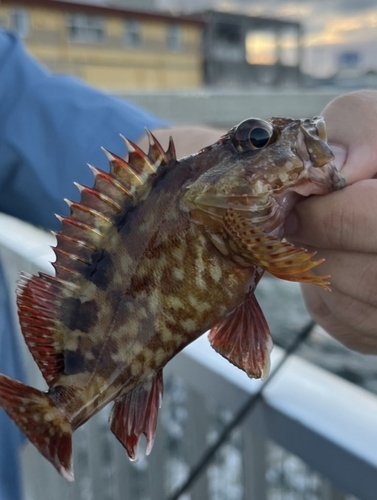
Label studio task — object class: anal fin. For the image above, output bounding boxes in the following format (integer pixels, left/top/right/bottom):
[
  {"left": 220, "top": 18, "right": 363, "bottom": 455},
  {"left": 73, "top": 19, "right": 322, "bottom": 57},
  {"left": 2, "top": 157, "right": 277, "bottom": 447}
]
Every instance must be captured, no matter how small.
[
  {"left": 209, "top": 293, "right": 273, "bottom": 379},
  {"left": 110, "top": 370, "right": 163, "bottom": 460}
]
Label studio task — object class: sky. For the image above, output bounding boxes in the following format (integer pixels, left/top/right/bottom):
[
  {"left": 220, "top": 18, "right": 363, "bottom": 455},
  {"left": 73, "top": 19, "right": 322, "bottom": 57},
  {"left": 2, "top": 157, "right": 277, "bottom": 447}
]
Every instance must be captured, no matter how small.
[{"left": 159, "top": 0, "right": 377, "bottom": 77}]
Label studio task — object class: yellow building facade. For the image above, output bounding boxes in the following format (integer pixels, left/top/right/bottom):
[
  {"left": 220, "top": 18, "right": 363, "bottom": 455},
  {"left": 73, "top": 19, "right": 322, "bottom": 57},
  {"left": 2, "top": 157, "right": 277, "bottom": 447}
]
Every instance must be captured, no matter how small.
[{"left": 0, "top": 0, "right": 205, "bottom": 90}]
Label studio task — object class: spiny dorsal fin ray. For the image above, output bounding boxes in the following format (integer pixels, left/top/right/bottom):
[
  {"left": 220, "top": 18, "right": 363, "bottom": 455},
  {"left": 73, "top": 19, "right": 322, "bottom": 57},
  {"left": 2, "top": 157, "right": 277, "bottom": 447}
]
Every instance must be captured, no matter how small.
[
  {"left": 120, "top": 134, "right": 157, "bottom": 175},
  {"left": 145, "top": 128, "right": 168, "bottom": 167},
  {"left": 102, "top": 148, "right": 144, "bottom": 187},
  {"left": 75, "top": 182, "right": 123, "bottom": 213},
  {"left": 145, "top": 129, "right": 177, "bottom": 167},
  {"left": 55, "top": 214, "right": 105, "bottom": 250},
  {"left": 87, "top": 164, "right": 134, "bottom": 201},
  {"left": 167, "top": 136, "right": 177, "bottom": 162}
]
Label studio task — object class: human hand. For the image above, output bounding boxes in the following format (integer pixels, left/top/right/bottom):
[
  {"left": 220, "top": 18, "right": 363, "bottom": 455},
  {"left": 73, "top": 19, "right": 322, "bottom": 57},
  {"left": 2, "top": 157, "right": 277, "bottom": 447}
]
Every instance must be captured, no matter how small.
[{"left": 285, "top": 90, "right": 377, "bottom": 353}]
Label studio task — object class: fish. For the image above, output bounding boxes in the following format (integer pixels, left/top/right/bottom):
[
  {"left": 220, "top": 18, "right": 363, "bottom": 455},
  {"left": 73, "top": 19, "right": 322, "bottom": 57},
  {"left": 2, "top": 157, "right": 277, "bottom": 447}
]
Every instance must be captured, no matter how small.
[{"left": 0, "top": 116, "right": 345, "bottom": 480}]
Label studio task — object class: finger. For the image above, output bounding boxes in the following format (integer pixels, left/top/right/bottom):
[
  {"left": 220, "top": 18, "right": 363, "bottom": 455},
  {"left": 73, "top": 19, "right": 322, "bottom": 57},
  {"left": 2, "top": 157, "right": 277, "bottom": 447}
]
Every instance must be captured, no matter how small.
[
  {"left": 301, "top": 247, "right": 377, "bottom": 308},
  {"left": 285, "top": 179, "right": 377, "bottom": 252},
  {"left": 302, "top": 284, "right": 377, "bottom": 353},
  {"left": 323, "top": 90, "right": 377, "bottom": 183}
]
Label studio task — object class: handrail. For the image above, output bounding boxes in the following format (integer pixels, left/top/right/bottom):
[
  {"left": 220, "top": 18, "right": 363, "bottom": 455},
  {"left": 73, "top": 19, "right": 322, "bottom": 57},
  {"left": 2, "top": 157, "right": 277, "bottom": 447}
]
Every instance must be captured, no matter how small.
[
  {"left": 169, "top": 336, "right": 377, "bottom": 499},
  {"left": 113, "top": 89, "right": 344, "bottom": 127},
  {"left": 0, "top": 212, "right": 376, "bottom": 500}
]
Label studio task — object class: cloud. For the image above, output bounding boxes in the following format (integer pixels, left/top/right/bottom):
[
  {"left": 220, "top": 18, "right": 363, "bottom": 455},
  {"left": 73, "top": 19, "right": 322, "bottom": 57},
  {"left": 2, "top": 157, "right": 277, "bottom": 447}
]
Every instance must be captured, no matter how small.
[{"left": 333, "top": 0, "right": 377, "bottom": 12}]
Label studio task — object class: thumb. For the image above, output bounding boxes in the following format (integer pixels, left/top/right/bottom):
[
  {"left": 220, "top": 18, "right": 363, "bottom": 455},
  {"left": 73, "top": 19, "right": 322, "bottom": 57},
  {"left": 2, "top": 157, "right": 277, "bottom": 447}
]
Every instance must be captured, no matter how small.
[
  {"left": 323, "top": 91, "right": 377, "bottom": 184},
  {"left": 328, "top": 144, "right": 346, "bottom": 172}
]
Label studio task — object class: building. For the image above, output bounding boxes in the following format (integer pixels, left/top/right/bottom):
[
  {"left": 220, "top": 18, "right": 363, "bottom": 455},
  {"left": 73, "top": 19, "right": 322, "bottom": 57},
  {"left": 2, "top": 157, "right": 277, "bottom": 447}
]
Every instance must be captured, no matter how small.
[
  {"left": 0, "top": 0, "right": 205, "bottom": 90},
  {"left": 199, "top": 10, "right": 303, "bottom": 88}
]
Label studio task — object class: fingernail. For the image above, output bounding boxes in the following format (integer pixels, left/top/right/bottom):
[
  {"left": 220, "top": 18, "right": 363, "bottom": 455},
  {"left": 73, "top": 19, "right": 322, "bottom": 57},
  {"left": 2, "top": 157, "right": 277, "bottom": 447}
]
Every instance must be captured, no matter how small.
[
  {"left": 329, "top": 144, "right": 346, "bottom": 171},
  {"left": 284, "top": 211, "right": 299, "bottom": 236}
]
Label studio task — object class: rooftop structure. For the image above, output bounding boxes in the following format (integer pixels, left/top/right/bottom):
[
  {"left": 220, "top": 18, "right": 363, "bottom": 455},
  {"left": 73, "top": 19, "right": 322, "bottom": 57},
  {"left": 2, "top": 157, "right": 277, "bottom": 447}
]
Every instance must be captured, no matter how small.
[{"left": 198, "top": 10, "right": 303, "bottom": 88}]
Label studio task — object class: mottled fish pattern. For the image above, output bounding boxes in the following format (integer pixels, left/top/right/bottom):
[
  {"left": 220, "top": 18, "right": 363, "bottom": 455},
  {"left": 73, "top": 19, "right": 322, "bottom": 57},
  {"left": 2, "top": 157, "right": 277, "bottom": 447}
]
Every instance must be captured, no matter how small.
[{"left": 0, "top": 117, "right": 345, "bottom": 480}]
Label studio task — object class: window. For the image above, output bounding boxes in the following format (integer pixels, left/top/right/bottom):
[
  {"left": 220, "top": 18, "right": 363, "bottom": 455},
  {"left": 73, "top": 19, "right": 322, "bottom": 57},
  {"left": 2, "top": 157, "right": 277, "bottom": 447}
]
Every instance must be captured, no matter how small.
[
  {"left": 124, "top": 20, "right": 141, "bottom": 48},
  {"left": 10, "top": 9, "right": 29, "bottom": 38},
  {"left": 246, "top": 31, "right": 276, "bottom": 65},
  {"left": 280, "top": 29, "right": 300, "bottom": 66},
  {"left": 167, "top": 24, "right": 182, "bottom": 52},
  {"left": 216, "top": 22, "right": 242, "bottom": 45},
  {"left": 67, "top": 14, "right": 104, "bottom": 43}
]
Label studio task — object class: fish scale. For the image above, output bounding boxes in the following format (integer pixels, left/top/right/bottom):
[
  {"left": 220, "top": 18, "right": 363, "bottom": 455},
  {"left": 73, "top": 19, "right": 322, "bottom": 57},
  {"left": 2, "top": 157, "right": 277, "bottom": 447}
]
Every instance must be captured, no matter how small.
[{"left": 0, "top": 117, "right": 345, "bottom": 480}]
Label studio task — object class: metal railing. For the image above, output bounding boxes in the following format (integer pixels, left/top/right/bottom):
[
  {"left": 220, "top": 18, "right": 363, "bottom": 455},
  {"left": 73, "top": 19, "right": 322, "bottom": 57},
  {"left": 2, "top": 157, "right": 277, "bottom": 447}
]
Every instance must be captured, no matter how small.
[
  {"left": 0, "top": 212, "right": 376, "bottom": 500},
  {"left": 113, "top": 89, "right": 345, "bottom": 128}
]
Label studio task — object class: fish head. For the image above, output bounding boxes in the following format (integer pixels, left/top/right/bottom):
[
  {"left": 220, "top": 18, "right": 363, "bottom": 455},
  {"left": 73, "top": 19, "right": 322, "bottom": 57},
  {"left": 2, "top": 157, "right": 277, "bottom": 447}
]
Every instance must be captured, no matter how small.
[{"left": 184, "top": 116, "right": 345, "bottom": 232}]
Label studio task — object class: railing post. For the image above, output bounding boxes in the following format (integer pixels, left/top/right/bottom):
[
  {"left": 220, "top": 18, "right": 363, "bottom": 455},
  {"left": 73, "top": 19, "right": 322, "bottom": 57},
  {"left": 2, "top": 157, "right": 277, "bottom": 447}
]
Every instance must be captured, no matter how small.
[
  {"left": 185, "top": 388, "right": 210, "bottom": 500},
  {"left": 242, "top": 406, "right": 268, "bottom": 500}
]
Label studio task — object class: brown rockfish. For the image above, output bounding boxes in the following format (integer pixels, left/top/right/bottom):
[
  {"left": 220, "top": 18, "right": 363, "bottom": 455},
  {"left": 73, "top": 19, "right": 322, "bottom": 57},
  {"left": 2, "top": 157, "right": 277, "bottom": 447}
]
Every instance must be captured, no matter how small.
[{"left": 0, "top": 117, "right": 345, "bottom": 480}]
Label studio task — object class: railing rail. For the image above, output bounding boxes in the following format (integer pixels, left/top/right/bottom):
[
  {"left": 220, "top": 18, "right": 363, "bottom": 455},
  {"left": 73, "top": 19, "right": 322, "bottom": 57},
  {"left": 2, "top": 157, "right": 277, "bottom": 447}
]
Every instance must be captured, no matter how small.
[
  {"left": 113, "top": 89, "right": 345, "bottom": 128},
  {"left": 0, "top": 212, "right": 376, "bottom": 500}
]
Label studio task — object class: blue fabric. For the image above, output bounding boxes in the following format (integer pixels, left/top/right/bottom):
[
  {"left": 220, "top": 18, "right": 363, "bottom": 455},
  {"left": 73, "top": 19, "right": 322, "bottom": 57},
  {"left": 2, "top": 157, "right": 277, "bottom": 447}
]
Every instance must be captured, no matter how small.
[
  {"left": 0, "top": 31, "right": 166, "bottom": 500},
  {"left": 0, "top": 262, "right": 25, "bottom": 500}
]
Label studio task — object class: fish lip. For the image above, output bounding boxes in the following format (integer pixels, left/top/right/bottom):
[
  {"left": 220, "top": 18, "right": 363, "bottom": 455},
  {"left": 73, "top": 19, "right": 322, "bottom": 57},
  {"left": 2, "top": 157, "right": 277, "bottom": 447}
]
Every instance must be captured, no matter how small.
[
  {"left": 302, "top": 116, "right": 328, "bottom": 141},
  {"left": 293, "top": 117, "right": 346, "bottom": 193},
  {"left": 297, "top": 119, "right": 335, "bottom": 170},
  {"left": 308, "top": 161, "right": 346, "bottom": 191}
]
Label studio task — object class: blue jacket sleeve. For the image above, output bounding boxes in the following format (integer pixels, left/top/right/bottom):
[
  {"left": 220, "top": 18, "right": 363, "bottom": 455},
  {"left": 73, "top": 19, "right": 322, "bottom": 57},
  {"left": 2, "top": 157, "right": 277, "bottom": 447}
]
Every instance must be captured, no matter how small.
[{"left": 0, "top": 31, "right": 167, "bottom": 231}]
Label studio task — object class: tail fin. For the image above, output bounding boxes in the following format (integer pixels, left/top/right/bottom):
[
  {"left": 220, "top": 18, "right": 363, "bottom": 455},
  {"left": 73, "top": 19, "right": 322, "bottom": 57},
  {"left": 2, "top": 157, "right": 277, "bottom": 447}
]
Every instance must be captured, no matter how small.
[{"left": 0, "top": 374, "right": 73, "bottom": 481}]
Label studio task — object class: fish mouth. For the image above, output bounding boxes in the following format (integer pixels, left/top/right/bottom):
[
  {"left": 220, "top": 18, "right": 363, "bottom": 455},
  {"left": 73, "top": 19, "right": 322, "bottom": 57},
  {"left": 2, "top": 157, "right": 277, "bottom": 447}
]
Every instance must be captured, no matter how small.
[
  {"left": 297, "top": 117, "right": 334, "bottom": 169},
  {"left": 295, "top": 118, "right": 346, "bottom": 195}
]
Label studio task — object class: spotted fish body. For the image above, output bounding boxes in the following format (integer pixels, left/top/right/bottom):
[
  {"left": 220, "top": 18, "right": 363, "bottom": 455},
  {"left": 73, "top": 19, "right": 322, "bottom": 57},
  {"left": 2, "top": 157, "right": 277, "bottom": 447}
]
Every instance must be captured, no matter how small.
[{"left": 0, "top": 117, "right": 345, "bottom": 479}]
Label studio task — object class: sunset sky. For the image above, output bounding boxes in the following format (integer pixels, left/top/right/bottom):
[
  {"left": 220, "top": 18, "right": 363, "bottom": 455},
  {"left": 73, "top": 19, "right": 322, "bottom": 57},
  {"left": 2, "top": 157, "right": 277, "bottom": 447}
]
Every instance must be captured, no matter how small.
[
  {"left": 161, "top": 0, "right": 377, "bottom": 77},
  {"left": 240, "top": 0, "right": 377, "bottom": 77}
]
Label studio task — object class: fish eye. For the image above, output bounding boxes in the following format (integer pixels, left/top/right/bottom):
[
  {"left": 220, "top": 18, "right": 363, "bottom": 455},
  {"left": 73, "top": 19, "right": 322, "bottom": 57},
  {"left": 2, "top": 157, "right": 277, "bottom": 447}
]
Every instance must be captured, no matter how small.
[{"left": 232, "top": 118, "right": 275, "bottom": 152}]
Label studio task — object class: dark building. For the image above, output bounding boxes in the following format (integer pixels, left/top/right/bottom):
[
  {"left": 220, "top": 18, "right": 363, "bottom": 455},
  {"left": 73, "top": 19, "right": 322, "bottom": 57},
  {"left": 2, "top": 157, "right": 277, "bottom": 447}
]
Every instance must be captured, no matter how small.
[{"left": 199, "top": 10, "right": 303, "bottom": 88}]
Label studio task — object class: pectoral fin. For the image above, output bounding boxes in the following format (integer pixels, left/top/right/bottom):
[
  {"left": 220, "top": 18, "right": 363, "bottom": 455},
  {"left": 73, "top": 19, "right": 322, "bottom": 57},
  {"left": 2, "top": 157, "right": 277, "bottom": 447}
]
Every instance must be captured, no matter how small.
[
  {"left": 209, "top": 292, "right": 273, "bottom": 379},
  {"left": 110, "top": 370, "right": 163, "bottom": 460},
  {"left": 224, "top": 209, "right": 330, "bottom": 290}
]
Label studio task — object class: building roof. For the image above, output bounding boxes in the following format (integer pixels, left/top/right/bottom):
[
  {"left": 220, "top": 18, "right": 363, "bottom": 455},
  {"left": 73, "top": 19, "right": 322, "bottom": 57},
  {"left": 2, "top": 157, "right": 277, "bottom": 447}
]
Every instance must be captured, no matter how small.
[
  {"left": 2, "top": 0, "right": 206, "bottom": 26},
  {"left": 197, "top": 9, "right": 301, "bottom": 30}
]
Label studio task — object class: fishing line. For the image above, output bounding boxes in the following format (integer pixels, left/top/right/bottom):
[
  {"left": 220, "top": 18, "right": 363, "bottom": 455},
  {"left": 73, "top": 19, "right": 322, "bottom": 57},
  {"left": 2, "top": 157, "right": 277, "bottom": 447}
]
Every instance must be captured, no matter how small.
[{"left": 166, "top": 319, "right": 315, "bottom": 500}]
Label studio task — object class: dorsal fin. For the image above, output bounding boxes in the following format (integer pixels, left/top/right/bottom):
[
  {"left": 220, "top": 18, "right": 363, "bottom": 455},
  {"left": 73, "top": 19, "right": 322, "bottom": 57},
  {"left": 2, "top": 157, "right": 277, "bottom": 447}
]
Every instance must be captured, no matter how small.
[
  {"left": 120, "top": 135, "right": 157, "bottom": 176},
  {"left": 52, "top": 132, "right": 176, "bottom": 283},
  {"left": 16, "top": 132, "right": 177, "bottom": 383},
  {"left": 144, "top": 129, "right": 177, "bottom": 166},
  {"left": 17, "top": 272, "right": 76, "bottom": 385},
  {"left": 166, "top": 136, "right": 176, "bottom": 161},
  {"left": 145, "top": 129, "right": 169, "bottom": 167}
]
